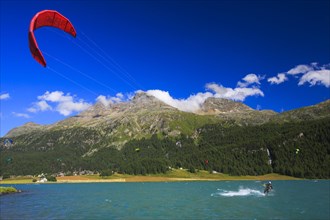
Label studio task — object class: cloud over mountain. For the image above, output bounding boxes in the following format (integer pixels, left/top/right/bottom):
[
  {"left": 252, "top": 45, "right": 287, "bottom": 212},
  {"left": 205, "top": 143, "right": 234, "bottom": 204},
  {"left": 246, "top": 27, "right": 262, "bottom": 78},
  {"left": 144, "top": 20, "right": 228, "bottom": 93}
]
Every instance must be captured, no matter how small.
[
  {"left": 28, "top": 91, "right": 91, "bottom": 116},
  {"left": 96, "top": 93, "right": 127, "bottom": 107},
  {"left": 145, "top": 74, "right": 264, "bottom": 113},
  {"left": 19, "top": 63, "right": 328, "bottom": 119},
  {"left": 267, "top": 63, "right": 330, "bottom": 88},
  {"left": 237, "top": 74, "right": 263, "bottom": 88}
]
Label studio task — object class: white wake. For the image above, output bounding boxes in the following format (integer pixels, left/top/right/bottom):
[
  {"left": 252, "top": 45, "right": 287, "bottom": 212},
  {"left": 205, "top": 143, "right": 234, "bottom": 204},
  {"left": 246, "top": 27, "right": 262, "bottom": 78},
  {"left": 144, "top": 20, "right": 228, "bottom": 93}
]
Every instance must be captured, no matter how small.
[{"left": 212, "top": 188, "right": 265, "bottom": 197}]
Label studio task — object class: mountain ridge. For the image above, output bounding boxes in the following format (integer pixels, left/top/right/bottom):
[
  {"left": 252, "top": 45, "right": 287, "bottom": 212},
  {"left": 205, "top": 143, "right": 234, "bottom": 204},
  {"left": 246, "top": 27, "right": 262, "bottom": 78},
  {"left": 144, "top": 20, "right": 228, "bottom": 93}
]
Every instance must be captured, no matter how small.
[
  {"left": 4, "top": 93, "right": 329, "bottom": 138},
  {"left": 1, "top": 95, "right": 329, "bottom": 179}
]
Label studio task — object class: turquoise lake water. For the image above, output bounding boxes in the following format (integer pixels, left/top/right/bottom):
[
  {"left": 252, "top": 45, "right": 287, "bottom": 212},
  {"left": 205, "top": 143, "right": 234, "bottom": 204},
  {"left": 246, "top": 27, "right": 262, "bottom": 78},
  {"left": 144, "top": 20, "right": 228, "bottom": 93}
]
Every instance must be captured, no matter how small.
[{"left": 1, "top": 180, "right": 329, "bottom": 219}]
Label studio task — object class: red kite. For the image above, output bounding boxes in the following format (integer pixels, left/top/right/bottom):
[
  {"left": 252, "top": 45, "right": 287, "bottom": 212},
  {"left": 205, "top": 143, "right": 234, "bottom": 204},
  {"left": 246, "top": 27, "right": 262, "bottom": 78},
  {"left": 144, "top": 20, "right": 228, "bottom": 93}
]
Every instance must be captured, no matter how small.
[{"left": 28, "top": 10, "right": 76, "bottom": 67}]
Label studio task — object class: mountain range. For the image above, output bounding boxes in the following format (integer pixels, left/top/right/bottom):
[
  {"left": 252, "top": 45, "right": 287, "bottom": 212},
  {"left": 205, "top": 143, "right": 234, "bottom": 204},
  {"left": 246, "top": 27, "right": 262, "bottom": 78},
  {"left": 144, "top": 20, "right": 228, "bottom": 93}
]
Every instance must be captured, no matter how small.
[
  {"left": 1, "top": 92, "right": 329, "bottom": 178},
  {"left": 4, "top": 92, "right": 329, "bottom": 141}
]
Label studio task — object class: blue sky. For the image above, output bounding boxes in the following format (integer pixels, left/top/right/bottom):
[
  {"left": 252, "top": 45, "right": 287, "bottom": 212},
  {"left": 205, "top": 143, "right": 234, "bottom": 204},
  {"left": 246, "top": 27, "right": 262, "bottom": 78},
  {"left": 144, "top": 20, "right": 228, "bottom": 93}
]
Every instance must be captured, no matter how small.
[{"left": 1, "top": 0, "right": 329, "bottom": 136}]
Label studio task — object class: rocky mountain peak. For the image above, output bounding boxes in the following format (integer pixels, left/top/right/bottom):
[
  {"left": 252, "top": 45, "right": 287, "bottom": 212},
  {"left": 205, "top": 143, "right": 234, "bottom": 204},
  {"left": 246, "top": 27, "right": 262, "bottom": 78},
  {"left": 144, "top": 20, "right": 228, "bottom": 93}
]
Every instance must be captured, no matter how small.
[
  {"left": 132, "top": 92, "right": 159, "bottom": 103},
  {"left": 79, "top": 101, "right": 109, "bottom": 117},
  {"left": 130, "top": 92, "right": 176, "bottom": 111},
  {"left": 199, "top": 97, "right": 252, "bottom": 115}
]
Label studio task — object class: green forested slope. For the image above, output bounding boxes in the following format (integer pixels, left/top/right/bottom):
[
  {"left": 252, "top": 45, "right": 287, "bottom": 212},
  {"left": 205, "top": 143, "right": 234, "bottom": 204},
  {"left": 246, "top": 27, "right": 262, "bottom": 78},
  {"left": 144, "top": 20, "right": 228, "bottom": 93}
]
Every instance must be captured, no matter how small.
[{"left": 1, "top": 118, "right": 329, "bottom": 178}]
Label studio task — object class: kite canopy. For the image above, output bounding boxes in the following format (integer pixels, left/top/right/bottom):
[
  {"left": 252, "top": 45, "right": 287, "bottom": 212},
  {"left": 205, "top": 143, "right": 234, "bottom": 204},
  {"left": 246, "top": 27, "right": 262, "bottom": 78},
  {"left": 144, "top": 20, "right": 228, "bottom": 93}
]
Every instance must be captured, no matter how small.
[{"left": 28, "top": 10, "right": 76, "bottom": 67}]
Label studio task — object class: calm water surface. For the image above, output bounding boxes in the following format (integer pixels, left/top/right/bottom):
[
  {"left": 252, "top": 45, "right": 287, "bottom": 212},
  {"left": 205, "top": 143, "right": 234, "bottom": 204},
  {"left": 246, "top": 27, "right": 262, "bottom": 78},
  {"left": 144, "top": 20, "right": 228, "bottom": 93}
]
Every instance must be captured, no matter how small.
[{"left": 1, "top": 180, "right": 329, "bottom": 219}]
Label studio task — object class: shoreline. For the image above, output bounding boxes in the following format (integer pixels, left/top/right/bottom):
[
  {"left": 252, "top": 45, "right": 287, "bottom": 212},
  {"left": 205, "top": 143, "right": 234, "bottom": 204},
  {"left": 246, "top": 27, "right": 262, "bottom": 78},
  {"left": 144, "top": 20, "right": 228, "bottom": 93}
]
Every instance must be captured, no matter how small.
[
  {"left": 0, "top": 186, "right": 21, "bottom": 195},
  {"left": 0, "top": 173, "right": 304, "bottom": 184}
]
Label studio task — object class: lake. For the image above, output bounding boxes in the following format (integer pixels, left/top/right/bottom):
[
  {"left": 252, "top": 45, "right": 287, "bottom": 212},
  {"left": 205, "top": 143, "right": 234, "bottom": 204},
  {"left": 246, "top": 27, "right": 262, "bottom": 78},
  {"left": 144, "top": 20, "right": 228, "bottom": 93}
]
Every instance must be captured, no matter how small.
[{"left": 1, "top": 180, "right": 329, "bottom": 219}]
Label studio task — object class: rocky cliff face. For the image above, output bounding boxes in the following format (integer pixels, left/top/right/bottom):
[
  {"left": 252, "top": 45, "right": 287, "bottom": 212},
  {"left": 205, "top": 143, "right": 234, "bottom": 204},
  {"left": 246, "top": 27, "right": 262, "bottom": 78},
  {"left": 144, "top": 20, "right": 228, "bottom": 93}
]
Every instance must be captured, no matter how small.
[
  {"left": 197, "top": 97, "right": 277, "bottom": 125},
  {"left": 198, "top": 97, "right": 252, "bottom": 114}
]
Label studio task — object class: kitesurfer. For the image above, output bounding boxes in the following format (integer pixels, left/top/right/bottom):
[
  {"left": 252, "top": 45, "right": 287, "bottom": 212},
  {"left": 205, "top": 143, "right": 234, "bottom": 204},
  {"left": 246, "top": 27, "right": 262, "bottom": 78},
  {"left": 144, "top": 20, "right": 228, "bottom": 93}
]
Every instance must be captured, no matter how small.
[{"left": 264, "top": 181, "right": 273, "bottom": 194}]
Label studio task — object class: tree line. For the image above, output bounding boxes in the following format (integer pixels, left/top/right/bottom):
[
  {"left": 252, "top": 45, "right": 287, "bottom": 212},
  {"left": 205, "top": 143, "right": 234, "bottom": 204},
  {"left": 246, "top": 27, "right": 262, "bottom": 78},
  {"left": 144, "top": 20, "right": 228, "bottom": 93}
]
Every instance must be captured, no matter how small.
[{"left": 1, "top": 117, "right": 329, "bottom": 178}]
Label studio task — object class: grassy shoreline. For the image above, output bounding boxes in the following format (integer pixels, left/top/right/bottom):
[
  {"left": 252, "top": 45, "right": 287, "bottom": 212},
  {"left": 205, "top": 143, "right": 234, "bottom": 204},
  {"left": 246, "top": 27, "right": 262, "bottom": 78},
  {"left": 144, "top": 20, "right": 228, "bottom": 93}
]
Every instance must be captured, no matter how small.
[
  {"left": 0, "top": 186, "right": 19, "bottom": 195},
  {"left": 0, "top": 170, "right": 303, "bottom": 184}
]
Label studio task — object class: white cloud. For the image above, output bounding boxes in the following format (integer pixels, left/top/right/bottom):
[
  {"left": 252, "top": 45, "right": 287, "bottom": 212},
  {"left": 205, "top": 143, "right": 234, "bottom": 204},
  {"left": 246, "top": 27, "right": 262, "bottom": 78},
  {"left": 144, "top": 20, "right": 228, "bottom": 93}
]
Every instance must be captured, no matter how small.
[
  {"left": 56, "top": 100, "right": 91, "bottom": 116},
  {"left": 28, "top": 100, "right": 52, "bottom": 113},
  {"left": 267, "top": 73, "right": 288, "bottom": 85},
  {"left": 145, "top": 78, "right": 264, "bottom": 113},
  {"left": 12, "top": 112, "right": 30, "bottom": 118},
  {"left": 38, "top": 100, "right": 52, "bottom": 111},
  {"left": 267, "top": 63, "right": 330, "bottom": 87},
  {"left": 38, "top": 91, "right": 72, "bottom": 102},
  {"left": 287, "top": 64, "right": 313, "bottom": 75},
  {"left": 298, "top": 69, "right": 330, "bottom": 88},
  {"left": 146, "top": 90, "right": 213, "bottom": 112},
  {"left": 27, "top": 107, "right": 37, "bottom": 113},
  {"left": 207, "top": 83, "right": 264, "bottom": 101},
  {"left": 96, "top": 95, "right": 111, "bottom": 106},
  {"left": 29, "top": 91, "right": 91, "bottom": 116},
  {"left": 237, "top": 73, "right": 263, "bottom": 87},
  {"left": 0, "top": 93, "right": 10, "bottom": 100},
  {"left": 96, "top": 93, "right": 126, "bottom": 106}
]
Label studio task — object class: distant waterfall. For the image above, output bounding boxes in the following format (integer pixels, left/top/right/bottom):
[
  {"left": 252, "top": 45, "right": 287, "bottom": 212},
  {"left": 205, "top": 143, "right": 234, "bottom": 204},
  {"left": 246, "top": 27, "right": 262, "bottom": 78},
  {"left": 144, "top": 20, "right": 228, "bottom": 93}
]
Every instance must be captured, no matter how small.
[{"left": 266, "top": 148, "right": 272, "bottom": 165}]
